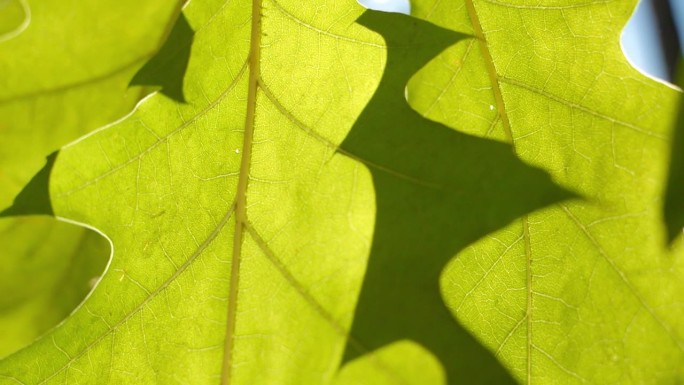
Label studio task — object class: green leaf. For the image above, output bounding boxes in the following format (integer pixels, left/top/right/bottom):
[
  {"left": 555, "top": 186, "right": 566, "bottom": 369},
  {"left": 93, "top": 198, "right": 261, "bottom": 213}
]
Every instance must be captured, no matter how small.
[
  {"left": 0, "top": 0, "right": 568, "bottom": 383},
  {"left": 0, "top": 0, "right": 182, "bottom": 357},
  {"left": 4, "top": 0, "right": 680, "bottom": 384},
  {"left": 409, "top": 0, "right": 684, "bottom": 383},
  {"left": 339, "top": 11, "right": 570, "bottom": 384},
  {"left": 0, "top": 0, "right": 28, "bottom": 40}
]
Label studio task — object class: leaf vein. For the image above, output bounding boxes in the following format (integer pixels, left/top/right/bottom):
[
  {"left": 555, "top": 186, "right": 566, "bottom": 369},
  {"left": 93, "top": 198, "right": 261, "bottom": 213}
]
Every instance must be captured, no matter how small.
[
  {"left": 267, "top": 0, "right": 384, "bottom": 48},
  {"left": 56, "top": 60, "right": 248, "bottom": 198},
  {"left": 531, "top": 343, "right": 588, "bottom": 383},
  {"left": 423, "top": 39, "right": 477, "bottom": 116},
  {"left": 35, "top": 204, "right": 236, "bottom": 385},
  {"left": 258, "top": 79, "right": 443, "bottom": 189},
  {"left": 481, "top": 0, "right": 615, "bottom": 11},
  {"left": 455, "top": 233, "right": 524, "bottom": 311},
  {"left": 221, "top": 0, "right": 262, "bottom": 382},
  {"left": 243, "top": 223, "right": 412, "bottom": 384},
  {"left": 501, "top": 77, "right": 667, "bottom": 140},
  {"left": 561, "top": 205, "right": 684, "bottom": 353}
]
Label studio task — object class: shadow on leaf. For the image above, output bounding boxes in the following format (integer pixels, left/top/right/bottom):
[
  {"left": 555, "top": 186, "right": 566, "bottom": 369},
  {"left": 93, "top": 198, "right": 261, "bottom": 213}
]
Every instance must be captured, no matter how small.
[
  {"left": 130, "top": 12, "right": 194, "bottom": 102},
  {"left": 0, "top": 152, "right": 55, "bottom": 217},
  {"left": 0, "top": 154, "right": 108, "bottom": 358},
  {"left": 664, "top": 63, "right": 684, "bottom": 244},
  {"left": 339, "top": 11, "right": 575, "bottom": 383}
]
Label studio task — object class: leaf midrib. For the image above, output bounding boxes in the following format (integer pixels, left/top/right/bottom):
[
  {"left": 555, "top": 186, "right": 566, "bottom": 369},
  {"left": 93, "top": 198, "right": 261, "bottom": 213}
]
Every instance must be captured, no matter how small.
[
  {"left": 463, "top": 0, "right": 532, "bottom": 382},
  {"left": 221, "top": 0, "right": 263, "bottom": 382},
  {"left": 461, "top": 1, "right": 683, "bottom": 383},
  {"left": 33, "top": 207, "right": 236, "bottom": 385}
]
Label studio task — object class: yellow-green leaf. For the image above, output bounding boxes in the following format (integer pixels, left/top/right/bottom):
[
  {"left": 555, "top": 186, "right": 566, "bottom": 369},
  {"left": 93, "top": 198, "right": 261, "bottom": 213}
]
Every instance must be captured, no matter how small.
[
  {"left": 0, "top": 0, "right": 569, "bottom": 383},
  {"left": 409, "top": 0, "right": 684, "bottom": 383},
  {"left": 0, "top": 0, "right": 181, "bottom": 357}
]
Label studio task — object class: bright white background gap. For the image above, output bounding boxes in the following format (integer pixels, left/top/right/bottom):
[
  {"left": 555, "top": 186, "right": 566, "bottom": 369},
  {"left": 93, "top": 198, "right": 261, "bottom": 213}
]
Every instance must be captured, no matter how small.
[{"left": 358, "top": 0, "right": 410, "bottom": 14}]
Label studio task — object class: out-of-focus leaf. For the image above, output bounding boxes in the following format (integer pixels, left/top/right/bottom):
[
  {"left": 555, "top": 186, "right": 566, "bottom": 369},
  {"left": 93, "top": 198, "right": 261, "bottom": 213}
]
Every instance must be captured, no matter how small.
[
  {"left": 0, "top": 0, "right": 182, "bottom": 357},
  {"left": 0, "top": 0, "right": 28, "bottom": 39}
]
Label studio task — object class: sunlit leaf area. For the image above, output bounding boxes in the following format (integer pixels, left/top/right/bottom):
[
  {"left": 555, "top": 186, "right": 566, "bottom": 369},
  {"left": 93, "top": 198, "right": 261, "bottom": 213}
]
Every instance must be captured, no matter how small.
[{"left": 0, "top": 0, "right": 683, "bottom": 384}]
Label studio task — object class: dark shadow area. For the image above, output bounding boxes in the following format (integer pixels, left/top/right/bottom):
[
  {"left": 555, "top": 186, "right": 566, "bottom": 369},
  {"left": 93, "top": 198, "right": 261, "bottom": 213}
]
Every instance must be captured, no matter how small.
[
  {"left": 651, "top": 0, "right": 680, "bottom": 81},
  {"left": 340, "top": 11, "right": 575, "bottom": 383},
  {"left": 0, "top": 152, "right": 56, "bottom": 217},
  {"left": 130, "top": 12, "right": 194, "bottom": 102},
  {"left": 664, "top": 62, "right": 684, "bottom": 243}
]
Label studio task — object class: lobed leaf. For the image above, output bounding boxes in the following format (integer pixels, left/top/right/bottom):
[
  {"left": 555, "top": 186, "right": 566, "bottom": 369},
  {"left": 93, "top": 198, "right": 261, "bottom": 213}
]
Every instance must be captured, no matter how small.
[
  {"left": 409, "top": 0, "right": 684, "bottom": 383},
  {"left": 1, "top": 0, "right": 567, "bottom": 383},
  {"left": 0, "top": 0, "right": 182, "bottom": 358},
  {"left": 2, "top": 0, "right": 682, "bottom": 384}
]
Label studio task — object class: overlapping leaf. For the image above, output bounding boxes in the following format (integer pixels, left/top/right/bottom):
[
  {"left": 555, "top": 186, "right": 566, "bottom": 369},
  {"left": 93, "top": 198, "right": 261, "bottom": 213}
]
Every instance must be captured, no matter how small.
[
  {"left": 0, "top": 0, "right": 181, "bottom": 357},
  {"left": 409, "top": 0, "right": 684, "bottom": 383},
  {"left": 0, "top": 0, "right": 571, "bottom": 383}
]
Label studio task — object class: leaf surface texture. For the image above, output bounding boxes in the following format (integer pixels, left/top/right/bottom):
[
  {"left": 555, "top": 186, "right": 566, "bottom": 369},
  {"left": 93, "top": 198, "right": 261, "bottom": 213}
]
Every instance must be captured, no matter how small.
[
  {"left": 0, "top": 0, "right": 180, "bottom": 358},
  {"left": 409, "top": 0, "right": 684, "bottom": 383}
]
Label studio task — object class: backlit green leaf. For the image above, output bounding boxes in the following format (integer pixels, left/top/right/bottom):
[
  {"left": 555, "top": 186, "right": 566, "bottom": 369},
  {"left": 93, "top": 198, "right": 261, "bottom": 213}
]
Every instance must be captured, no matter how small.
[
  {"left": 0, "top": 0, "right": 182, "bottom": 357},
  {"left": 0, "top": 0, "right": 568, "bottom": 383},
  {"left": 1, "top": 0, "right": 682, "bottom": 384},
  {"left": 409, "top": 0, "right": 684, "bottom": 383}
]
